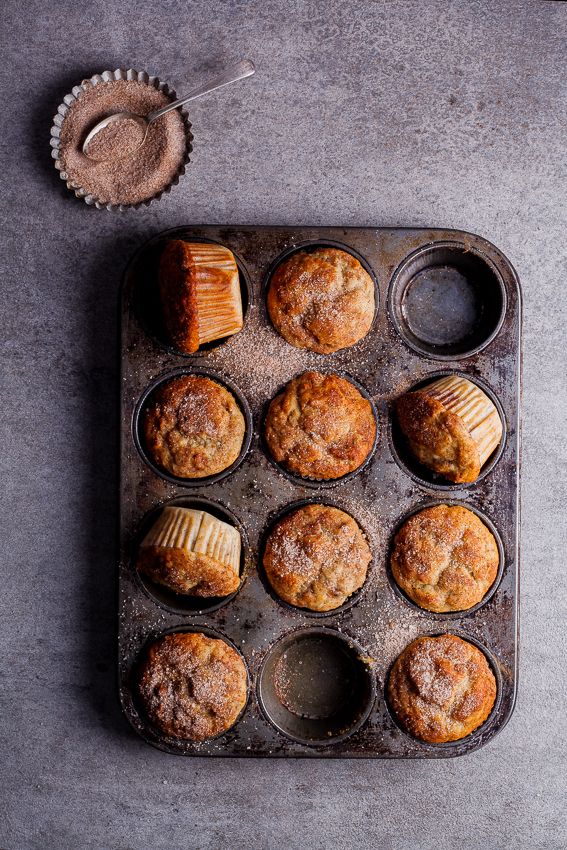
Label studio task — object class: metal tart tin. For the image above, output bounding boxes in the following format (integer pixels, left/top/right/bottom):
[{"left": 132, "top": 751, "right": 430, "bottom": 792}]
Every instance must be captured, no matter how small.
[{"left": 50, "top": 68, "right": 192, "bottom": 210}]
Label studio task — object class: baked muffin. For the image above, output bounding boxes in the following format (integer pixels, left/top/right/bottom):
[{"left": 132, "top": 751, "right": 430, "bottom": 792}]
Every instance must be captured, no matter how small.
[
  {"left": 267, "top": 247, "right": 375, "bottom": 354},
  {"left": 396, "top": 375, "right": 503, "bottom": 483},
  {"left": 138, "top": 506, "right": 241, "bottom": 597},
  {"left": 138, "top": 632, "right": 247, "bottom": 740},
  {"left": 159, "top": 241, "right": 243, "bottom": 353},
  {"left": 387, "top": 634, "right": 497, "bottom": 743},
  {"left": 264, "top": 371, "right": 376, "bottom": 480},
  {"left": 142, "top": 375, "right": 246, "bottom": 478},
  {"left": 390, "top": 505, "right": 499, "bottom": 612},
  {"left": 263, "top": 504, "right": 371, "bottom": 611}
]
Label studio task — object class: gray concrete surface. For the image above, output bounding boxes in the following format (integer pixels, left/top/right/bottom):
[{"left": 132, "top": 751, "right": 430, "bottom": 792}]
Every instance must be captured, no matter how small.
[{"left": 1, "top": 1, "right": 566, "bottom": 848}]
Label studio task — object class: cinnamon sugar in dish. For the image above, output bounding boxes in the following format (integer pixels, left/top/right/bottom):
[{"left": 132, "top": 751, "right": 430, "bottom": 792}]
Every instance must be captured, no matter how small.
[{"left": 57, "top": 78, "right": 188, "bottom": 206}]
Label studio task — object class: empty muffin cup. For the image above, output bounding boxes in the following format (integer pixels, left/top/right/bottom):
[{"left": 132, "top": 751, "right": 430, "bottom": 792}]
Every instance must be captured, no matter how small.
[
  {"left": 134, "top": 496, "right": 248, "bottom": 615},
  {"left": 257, "top": 627, "right": 376, "bottom": 745},
  {"left": 133, "top": 369, "right": 253, "bottom": 486},
  {"left": 126, "top": 231, "right": 251, "bottom": 356},
  {"left": 388, "top": 242, "right": 506, "bottom": 359}
]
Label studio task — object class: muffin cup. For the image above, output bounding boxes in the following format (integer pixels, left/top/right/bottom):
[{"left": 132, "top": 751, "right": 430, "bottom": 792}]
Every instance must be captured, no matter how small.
[
  {"left": 131, "top": 624, "right": 250, "bottom": 744},
  {"left": 384, "top": 631, "right": 503, "bottom": 751},
  {"left": 262, "top": 370, "right": 379, "bottom": 489},
  {"left": 421, "top": 375, "right": 503, "bottom": 467},
  {"left": 258, "top": 499, "right": 373, "bottom": 618},
  {"left": 50, "top": 68, "right": 193, "bottom": 210},
  {"left": 133, "top": 368, "right": 253, "bottom": 487},
  {"left": 386, "top": 500, "right": 505, "bottom": 619},
  {"left": 389, "top": 371, "right": 506, "bottom": 490},
  {"left": 133, "top": 495, "right": 248, "bottom": 616},
  {"left": 257, "top": 626, "right": 376, "bottom": 746}
]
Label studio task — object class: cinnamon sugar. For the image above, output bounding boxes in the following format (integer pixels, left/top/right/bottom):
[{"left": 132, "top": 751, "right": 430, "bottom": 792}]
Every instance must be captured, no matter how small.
[{"left": 59, "top": 79, "right": 187, "bottom": 205}]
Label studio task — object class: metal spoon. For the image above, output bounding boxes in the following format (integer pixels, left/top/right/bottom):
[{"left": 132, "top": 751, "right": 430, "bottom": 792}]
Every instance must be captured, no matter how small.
[{"left": 82, "top": 59, "right": 255, "bottom": 161}]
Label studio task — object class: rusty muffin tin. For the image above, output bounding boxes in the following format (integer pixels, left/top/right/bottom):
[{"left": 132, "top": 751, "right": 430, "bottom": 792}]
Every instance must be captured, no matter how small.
[{"left": 119, "top": 225, "right": 521, "bottom": 758}]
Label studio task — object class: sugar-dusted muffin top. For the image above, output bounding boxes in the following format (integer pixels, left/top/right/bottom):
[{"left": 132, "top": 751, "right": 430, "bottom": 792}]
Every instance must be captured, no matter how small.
[
  {"left": 387, "top": 634, "right": 497, "bottom": 743},
  {"left": 267, "top": 247, "right": 375, "bottom": 354},
  {"left": 138, "top": 632, "right": 247, "bottom": 740},
  {"left": 264, "top": 371, "right": 376, "bottom": 480},
  {"left": 391, "top": 504, "right": 499, "bottom": 612},
  {"left": 142, "top": 375, "right": 245, "bottom": 478},
  {"left": 263, "top": 503, "right": 371, "bottom": 611}
]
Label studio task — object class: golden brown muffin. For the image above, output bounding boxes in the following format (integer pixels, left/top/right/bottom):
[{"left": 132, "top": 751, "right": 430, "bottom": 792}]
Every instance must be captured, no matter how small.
[
  {"left": 387, "top": 634, "right": 497, "bottom": 743},
  {"left": 138, "top": 506, "right": 241, "bottom": 597},
  {"left": 142, "top": 375, "right": 246, "bottom": 478},
  {"left": 390, "top": 505, "right": 499, "bottom": 612},
  {"left": 263, "top": 504, "right": 371, "bottom": 611},
  {"left": 138, "top": 632, "right": 247, "bottom": 740},
  {"left": 264, "top": 371, "right": 376, "bottom": 480},
  {"left": 396, "top": 375, "right": 503, "bottom": 484},
  {"left": 267, "top": 247, "right": 375, "bottom": 354},
  {"left": 159, "top": 240, "right": 243, "bottom": 354}
]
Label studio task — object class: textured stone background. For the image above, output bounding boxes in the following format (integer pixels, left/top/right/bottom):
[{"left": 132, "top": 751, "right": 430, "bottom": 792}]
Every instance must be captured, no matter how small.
[{"left": 1, "top": 1, "right": 566, "bottom": 848}]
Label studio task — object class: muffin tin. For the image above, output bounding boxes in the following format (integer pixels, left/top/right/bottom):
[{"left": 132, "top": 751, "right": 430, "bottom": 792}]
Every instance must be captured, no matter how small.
[{"left": 119, "top": 225, "right": 521, "bottom": 758}]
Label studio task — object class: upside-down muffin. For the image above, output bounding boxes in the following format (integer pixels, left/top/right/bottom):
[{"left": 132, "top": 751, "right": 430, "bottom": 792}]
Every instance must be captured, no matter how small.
[
  {"left": 138, "top": 506, "right": 241, "bottom": 597},
  {"left": 142, "top": 374, "right": 246, "bottom": 478},
  {"left": 390, "top": 504, "right": 499, "bottom": 612},
  {"left": 264, "top": 371, "right": 376, "bottom": 480},
  {"left": 396, "top": 375, "right": 503, "bottom": 484},
  {"left": 267, "top": 247, "right": 375, "bottom": 354},
  {"left": 263, "top": 504, "right": 371, "bottom": 611},
  {"left": 387, "top": 634, "right": 497, "bottom": 743},
  {"left": 138, "top": 631, "right": 247, "bottom": 740},
  {"left": 159, "top": 240, "right": 243, "bottom": 354}
]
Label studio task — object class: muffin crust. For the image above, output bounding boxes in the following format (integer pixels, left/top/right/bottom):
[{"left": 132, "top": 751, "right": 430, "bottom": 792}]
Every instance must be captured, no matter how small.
[
  {"left": 142, "top": 375, "right": 246, "bottom": 478},
  {"left": 138, "top": 632, "right": 247, "bottom": 740},
  {"left": 387, "top": 634, "right": 497, "bottom": 743},
  {"left": 391, "top": 505, "right": 499, "bottom": 612},
  {"left": 263, "top": 504, "right": 372, "bottom": 611},
  {"left": 264, "top": 371, "right": 376, "bottom": 480},
  {"left": 396, "top": 391, "right": 481, "bottom": 482},
  {"left": 267, "top": 247, "right": 375, "bottom": 353}
]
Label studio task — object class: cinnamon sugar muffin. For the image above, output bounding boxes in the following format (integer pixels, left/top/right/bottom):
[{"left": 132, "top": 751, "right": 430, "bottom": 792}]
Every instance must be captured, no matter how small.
[
  {"left": 396, "top": 375, "right": 503, "bottom": 484},
  {"left": 264, "top": 371, "right": 376, "bottom": 480},
  {"left": 263, "top": 504, "right": 371, "bottom": 611},
  {"left": 387, "top": 634, "right": 497, "bottom": 743},
  {"left": 142, "top": 375, "right": 246, "bottom": 478},
  {"left": 391, "top": 505, "right": 499, "bottom": 612},
  {"left": 267, "top": 247, "right": 375, "bottom": 354},
  {"left": 138, "top": 506, "right": 241, "bottom": 597},
  {"left": 159, "top": 241, "right": 243, "bottom": 354},
  {"left": 138, "top": 631, "right": 247, "bottom": 740}
]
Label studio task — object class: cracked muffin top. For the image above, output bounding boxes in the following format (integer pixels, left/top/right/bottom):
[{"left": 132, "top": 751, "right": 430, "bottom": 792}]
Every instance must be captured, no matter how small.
[
  {"left": 267, "top": 247, "right": 375, "bottom": 354},
  {"left": 264, "top": 371, "right": 376, "bottom": 480},
  {"left": 390, "top": 504, "right": 499, "bottom": 612},
  {"left": 138, "top": 631, "right": 247, "bottom": 740},
  {"left": 387, "top": 634, "right": 497, "bottom": 743},
  {"left": 142, "top": 375, "right": 246, "bottom": 478},
  {"left": 263, "top": 503, "right": 372, "bottom": 611}
]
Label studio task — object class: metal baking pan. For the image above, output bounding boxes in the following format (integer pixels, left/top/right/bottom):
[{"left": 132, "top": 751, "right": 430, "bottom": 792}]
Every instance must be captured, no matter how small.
[{"left": 119, "top": 225, "right": 521, "bottom": 758}]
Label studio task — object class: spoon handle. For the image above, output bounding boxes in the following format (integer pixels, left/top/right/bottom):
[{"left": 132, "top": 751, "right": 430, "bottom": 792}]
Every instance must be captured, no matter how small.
[{"left": 147, "top": 59, "right": 255, "bottom": 122}]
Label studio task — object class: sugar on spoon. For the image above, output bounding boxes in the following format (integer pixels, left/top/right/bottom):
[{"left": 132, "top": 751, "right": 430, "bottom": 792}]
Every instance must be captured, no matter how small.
[{"left": 82, "top": 59, "right": 255, "bottom": 161}]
